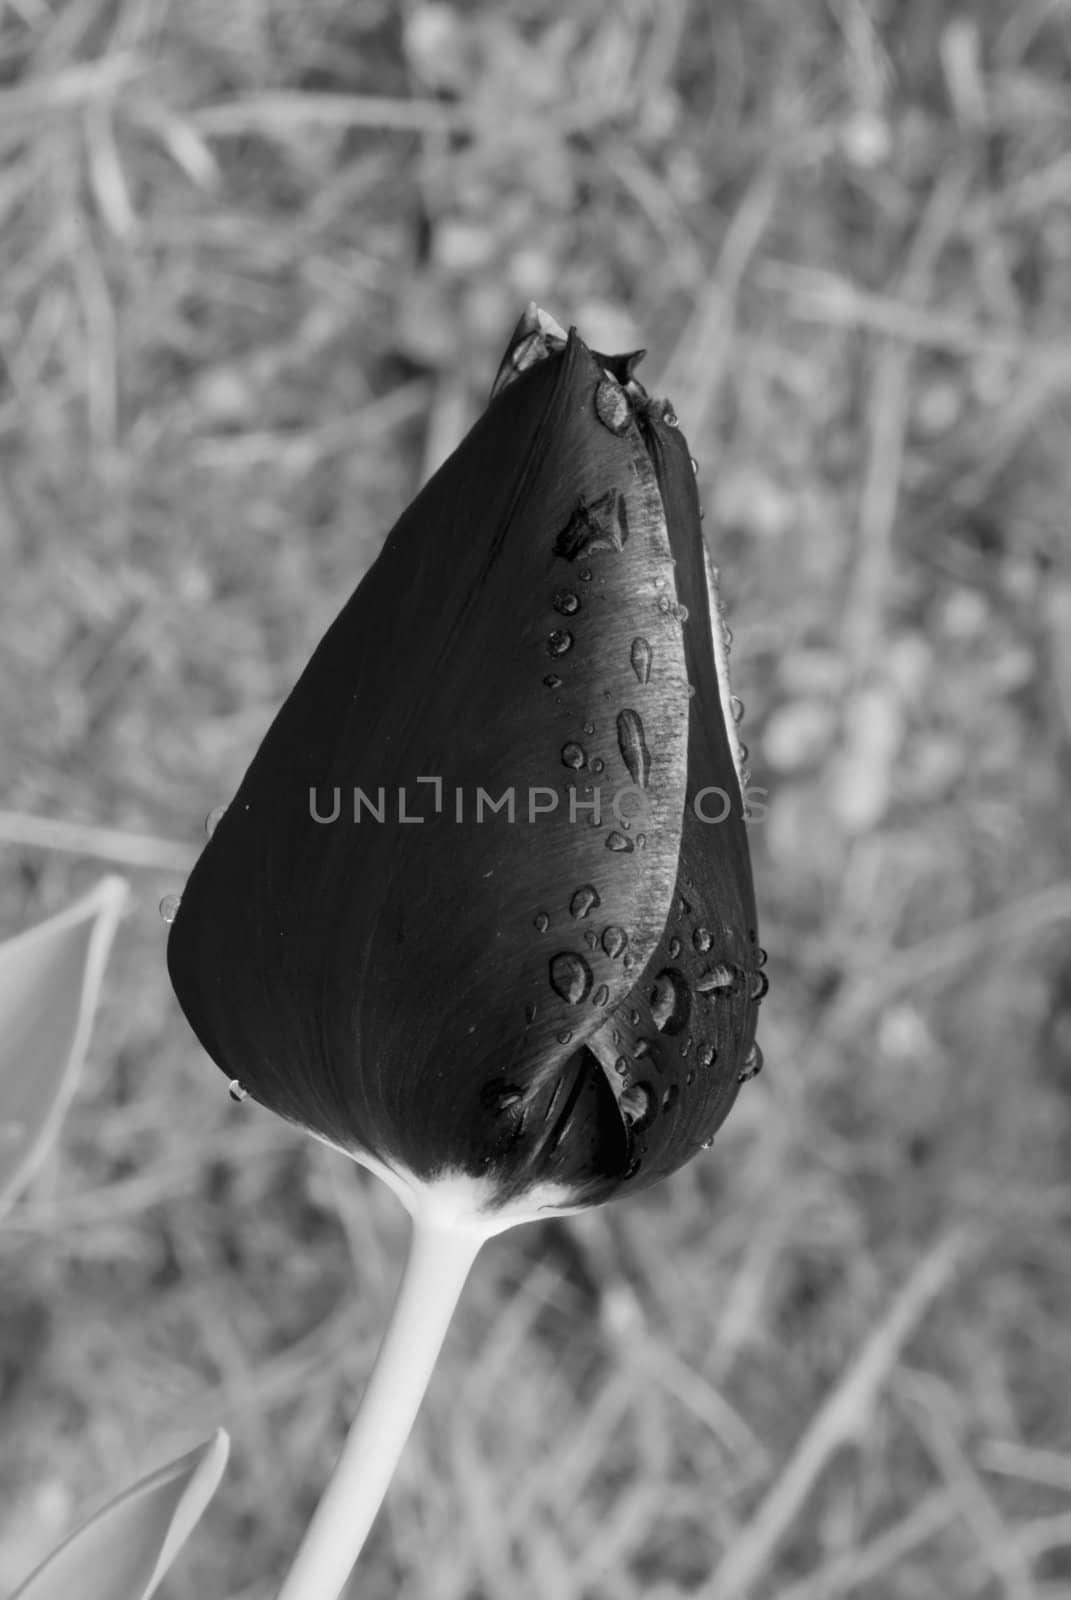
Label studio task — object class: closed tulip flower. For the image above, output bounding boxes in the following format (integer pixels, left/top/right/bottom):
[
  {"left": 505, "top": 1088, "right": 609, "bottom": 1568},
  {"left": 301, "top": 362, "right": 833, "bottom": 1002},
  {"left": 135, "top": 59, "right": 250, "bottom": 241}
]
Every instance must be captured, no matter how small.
[{"left": 167, "top": 305, "right": 766, "bottom": 1600}]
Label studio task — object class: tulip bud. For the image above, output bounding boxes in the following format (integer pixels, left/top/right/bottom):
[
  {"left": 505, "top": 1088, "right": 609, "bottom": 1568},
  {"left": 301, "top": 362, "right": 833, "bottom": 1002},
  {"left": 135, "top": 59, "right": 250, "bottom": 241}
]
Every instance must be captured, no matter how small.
[{"left": 167, "top": 304, "right": 765, "bottom": 1228}]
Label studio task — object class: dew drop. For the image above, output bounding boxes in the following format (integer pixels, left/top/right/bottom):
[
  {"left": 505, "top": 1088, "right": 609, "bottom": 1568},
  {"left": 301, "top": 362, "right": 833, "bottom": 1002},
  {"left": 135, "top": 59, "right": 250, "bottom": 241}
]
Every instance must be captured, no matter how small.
[
  {"left": 616, "top": 709, "right": 651, "bottom": 788},
  {"left": 663, "top": 401, "right": 678, "bottom": 426},
  {"left": 614, "top": 1056, "right": 629, "bottom": 1076},
  {"left": 561, "top": 742, "right": 586, "bottom": 770},
  {"left": 582, "top": 720, "right": 595, "bottom": 736},
  {"left": 678, "top": 894, "right": 692, "bottom": 917},
  {"left": 630, "top": 636, "right": 653, "bottom": 685},
  {"left": 636, "top": 833, "right": 646, "bottom": 849},
  {"left": 696, "top": 964, "right": 734, "bottom": 993},
  {"left": 578, "top": 568, "right": 593, "bottom": 582},
  {"left": 602, "top": 925, "right": 628, "bottom": 959},
  {"left": 693, "top": 926, "right": 713, "bottom": 953},
  {"left": 697, "top": 1042, "right": 717, "bottom": 1069},
  {"left": 543, "top": 673, "right": 563, "bottom": 689},
  {"left": 731, "top": 695, "right": 745, "bottom": 724},
  {"left": 595, "top": 376, "right": 631, "bottom": 434},
  {"left": 584, "top": 930, "right": 599, "bottom": 950},
  {"left": 662, "top": 1083, "right": 680, "bottom": 1111},
  {"left": 205, "top": 806, "right": 226, "bottom": 836},
  {"left": 592, "top": 983, "right": 610, "bottom": 1006},
  {"left": 628, "top": 1007, "right": 641, "bottom": 1026},
  {"left": 159, "top": 895, "right": 181, "bottom": 923},
  {"left": 547, "top": 630, "right": 573, "bottom": 657},
  {"left": 658, "top": 594, "right": 672, "bottom": 614},
  {"left": 228, "top": 1080, "right": 248, "bottom": 1103},
  {"left": 739, "top": 742, "right": 749, "bottom": 763},
  {"left": 534, "top": 912, "right": 550, "bottom": 933},
  {"left": 557, "top": 1029, "right": 574, "bottom": 1045},
  {"left": 549, "top": 952, "right": 593, "bottom": 1005},
  {"left": 553, "top": 589, "right": 580, "bottom": 616},
  {"left": 620, "top": 1082, "right": 654, "bottom": 1127},
  {"left": 667, "top": 936, "right": 682, "bottom": 958},
  {"left": 749, "top": 971, "right": 770, "bottom": 1002},
  {"left": 738, "top": 1042, "right": 764, "bottom": 1083},
  {"left": 570, "top": 884, "right": 601, "bottom": 920},
  {"left": 700, "top": 1136, "right": 714, "bottom": 1150},
  {"left": 680, "top": 1035, "right": 692, "bottom": 1056},
  {"left": 689, "top": 456, "right": 698, "bottom": 474},
  {"left": 757, "top": 946, "right": 768, "bottom": 968},
  {"left": 525, "top": 1002, "right": 537, "bottom": 1024},
  {"left": 590, "top": 756, "right": 605, "bottom": 774},
  {"left": 606, "top": 831, "right": 634, "bottom": 852},
  {"left": 685, "top": 1069, "right": 696, "bottom": 1086},
  {"left": 675, "top": 604, "right": 690, "bottom": 622}
]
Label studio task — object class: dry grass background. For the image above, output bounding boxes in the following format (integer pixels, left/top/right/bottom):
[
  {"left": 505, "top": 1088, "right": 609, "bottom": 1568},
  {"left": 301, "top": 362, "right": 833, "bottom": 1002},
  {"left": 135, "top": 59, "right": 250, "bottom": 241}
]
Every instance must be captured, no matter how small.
[{"left": 1, "top": 1, "right": 1070, "bottom": 1596}]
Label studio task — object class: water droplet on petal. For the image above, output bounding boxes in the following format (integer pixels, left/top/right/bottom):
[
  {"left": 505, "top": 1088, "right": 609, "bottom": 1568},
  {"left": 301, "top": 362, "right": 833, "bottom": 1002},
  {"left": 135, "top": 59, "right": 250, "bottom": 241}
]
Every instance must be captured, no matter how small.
[
  {"left": 693, "top": 927, "right": 713, "bottom": 953},
  {"left": 544, "top": 673, "right": 563, "bottom": 689},
  {"left": 619, "top": 1082, "right": 654, "bottom": 1126},
  {"left": 757, "top": 946, "right": 768, "bottom": 968},
  {"left": 582, "top": 720, "right": 595, "bottom": 736},
  {"left": 749, "top": 971, "right": 770, "bottom": 1002},
  {"left": 595, "top": 376, "right": 631, "bottom": 434},
  {"left": 561, "top": 742, "right": 586, "bottom": 770},
  {"left": 557, "top": 1029, "right": 573, "bottom": 1045},
  {"left": 525, "top": 1002, "right": 538, "bottom": 1024},
  {"left": 592, "top": 983, "right": 610, "bottom": 1006},
  {"left": 680, "top": 1035, "right": 692, "bottom": 1056},
  {"left": 601, "top": 927, "right": 628, "bottom": 960},
  {"left": 606, "top": 831, "right": 634, "bottom": 852},
  {"left": 547, "top": 630, "right": 573, "bottom": 657},
  {"left": 662, "top": 401, "right": 678, "bottom": 426},
  {"left": 662, "top": 1083, "right": 680, "bottom": 1111},
  {"left": 534, "top": 912, "right": 550, "bottom": 933},
  {"left": 685, "top": 1069, "right": 696, "bottom": 1086},
  {"left": 658, "top": 594, "right": 672, "bottom": 614},
  {"left": 614, "top": 1056, "right": 629, "bottom": 1076},
  {"left": 159, "top": 895, "right": 181, "bottom": 923},
  {"left": 205, "top": 806, "right": 226, "bottom": 836},
  {"left": 630, "top": 636, "right": 653, "bottom": 685},
  {"left": 738, "top": 1042, "right": 764, "bottom": 1083},
  {"left": 697, "top": 1042, "right": 717, "bottom": 1069},
  {"left": 549, "top": 952, "right": 593, "bottom": 1005},
  {"left": 578, "top": 567, "right": 593, "bottom": 582},
  {"left": 590, "top": 756, "right": 605, "bottom": 774},
  {"left": 570, "top": 884, "right": 601, "bottom": 919},
  {"left": 584, "top": 930, "right": 599, "bottom": 950},
  {"left": 689, "top": 456, "right": 698, "bottom": 474},
  {"left": 667, "top": 936, "right": 682, "bottom": 958},
  {"left": 228, "top": 1080, "right": 248, "bottom": 1103},
  {"left": 617, "top": 709, "right": 651, "bottom": 789},
  {"left": 553, "top": 589, "right": 580, "bottom": 615},
  {"left": 696, "top": 964, "right": 734, "bottom": 993},
  {"left": 731, "top": 695, "right": 745, "bottom": 724}
]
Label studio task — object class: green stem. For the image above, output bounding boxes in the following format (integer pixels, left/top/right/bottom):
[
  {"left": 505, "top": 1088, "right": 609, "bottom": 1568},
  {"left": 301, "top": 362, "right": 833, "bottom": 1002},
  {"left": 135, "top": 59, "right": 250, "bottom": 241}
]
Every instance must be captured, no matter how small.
[{"left": 274, "top": 1214, "right": 484, "bottom": 1600}]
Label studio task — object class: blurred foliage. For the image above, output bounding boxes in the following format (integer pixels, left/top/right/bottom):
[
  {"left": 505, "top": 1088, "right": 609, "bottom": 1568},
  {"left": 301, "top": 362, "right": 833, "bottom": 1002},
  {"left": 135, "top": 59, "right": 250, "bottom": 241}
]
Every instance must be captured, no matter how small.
[{"left": 1, "top": 1, "right": 1071, "bottom": 1597}]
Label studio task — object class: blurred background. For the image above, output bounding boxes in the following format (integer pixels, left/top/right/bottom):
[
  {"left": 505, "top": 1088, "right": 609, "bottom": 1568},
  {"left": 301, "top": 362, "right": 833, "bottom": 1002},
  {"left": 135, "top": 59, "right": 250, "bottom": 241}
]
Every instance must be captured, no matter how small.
[{"left": 2, "top": 2, "right": 1070, "bottom": 1596}]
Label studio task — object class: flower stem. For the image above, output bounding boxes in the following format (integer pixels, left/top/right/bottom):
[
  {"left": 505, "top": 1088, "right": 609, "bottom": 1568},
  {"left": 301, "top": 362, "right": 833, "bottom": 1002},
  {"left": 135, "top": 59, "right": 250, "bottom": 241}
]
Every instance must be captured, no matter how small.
[{"left": 274, "top": 1214, "right": 484, "bottom": 1600}]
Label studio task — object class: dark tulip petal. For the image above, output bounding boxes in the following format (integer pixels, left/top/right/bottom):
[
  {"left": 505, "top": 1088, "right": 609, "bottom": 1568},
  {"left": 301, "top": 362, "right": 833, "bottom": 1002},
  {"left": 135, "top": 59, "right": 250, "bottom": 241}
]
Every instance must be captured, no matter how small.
[
  {"left": 168, "top": 328, "right": 694, "bottom": 1213},
  {"left": 587, "top": 397, "right": 761, "bottom": 1193}
]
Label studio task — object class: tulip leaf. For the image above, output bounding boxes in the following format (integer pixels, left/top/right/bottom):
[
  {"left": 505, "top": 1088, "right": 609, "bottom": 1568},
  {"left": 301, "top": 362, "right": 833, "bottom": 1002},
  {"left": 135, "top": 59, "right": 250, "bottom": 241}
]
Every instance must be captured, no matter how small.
[
  {"left": 0, "top": 875, "right": 128, "bottom": 1219},
  {"left": 8, "top": 1430, "right": 230, "bottom": 1600}
]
